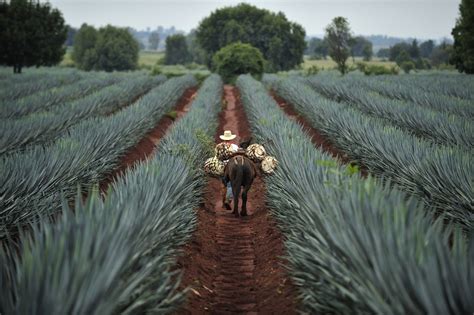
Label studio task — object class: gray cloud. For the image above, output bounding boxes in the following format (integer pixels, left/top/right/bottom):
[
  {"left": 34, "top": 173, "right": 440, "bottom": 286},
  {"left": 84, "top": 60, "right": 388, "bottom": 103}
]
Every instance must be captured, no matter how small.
[{"left": 50, "top": 0, "right": 460, "bottom": 39}]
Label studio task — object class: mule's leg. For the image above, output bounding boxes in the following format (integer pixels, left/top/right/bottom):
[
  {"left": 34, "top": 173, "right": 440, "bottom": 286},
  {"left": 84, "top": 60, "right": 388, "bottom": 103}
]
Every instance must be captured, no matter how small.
[
  {"left": 222, "top": 184, "right": 231, "bottom": 210},
  {"left": 232, "top": 182, "right": 241, "bottom": 217},
  {"left": 241, "top": 173, "right": 255, "bottom": 216},
  {"left": 241, "top": 183, "right": 253, "bottom": 216}
]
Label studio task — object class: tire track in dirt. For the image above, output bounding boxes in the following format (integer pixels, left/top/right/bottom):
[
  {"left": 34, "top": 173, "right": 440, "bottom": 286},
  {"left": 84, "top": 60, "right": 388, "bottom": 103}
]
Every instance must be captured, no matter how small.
[
  {"left": 271, "top": 91, "right": 368, "bottom": 177},
  {"left": 99, "top": 87, "right": 198, "bottom": 193},
  {"left": 176, "top": 86, "right": 296, "bottom": 314}
]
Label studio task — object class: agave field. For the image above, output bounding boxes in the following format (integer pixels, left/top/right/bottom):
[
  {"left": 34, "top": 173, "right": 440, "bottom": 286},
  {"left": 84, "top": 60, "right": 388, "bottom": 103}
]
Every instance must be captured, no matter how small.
[
  {"left": 0, "top": 67, "right": 473, "bottom": 314},
  {"left": 0, "top": 68, "right": 223, "bottom": 313},
  {"left": 241, "top": 74, "right": 473, "bottom": 314}
]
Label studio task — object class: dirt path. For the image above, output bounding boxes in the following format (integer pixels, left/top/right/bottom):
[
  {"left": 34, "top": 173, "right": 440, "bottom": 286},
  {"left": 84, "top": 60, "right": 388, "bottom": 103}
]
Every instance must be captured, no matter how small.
[
  {"left": 99, "top": 87, "right": 198, "bottom": 193},
  {"left": 176, "top": 86, "right": 296, "bottom": 314}
]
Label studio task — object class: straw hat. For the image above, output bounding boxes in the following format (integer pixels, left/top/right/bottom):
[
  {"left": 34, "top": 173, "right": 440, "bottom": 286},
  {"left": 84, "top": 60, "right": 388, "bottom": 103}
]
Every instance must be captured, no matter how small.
[{"left": 219, "top": 130, "right": 237, "bottom": 141}]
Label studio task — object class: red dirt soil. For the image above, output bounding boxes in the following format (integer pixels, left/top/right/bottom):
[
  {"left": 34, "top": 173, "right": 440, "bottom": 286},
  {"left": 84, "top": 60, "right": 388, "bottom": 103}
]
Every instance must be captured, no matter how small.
[
  {"left": 271, "top": 91, "right": 367, "bottom": 177},
  {"left": 99, "top": 87, "right": 198, "bottom": 193},
  {"left": 175, "top": 86, "right": 297, "bottom": 314}
]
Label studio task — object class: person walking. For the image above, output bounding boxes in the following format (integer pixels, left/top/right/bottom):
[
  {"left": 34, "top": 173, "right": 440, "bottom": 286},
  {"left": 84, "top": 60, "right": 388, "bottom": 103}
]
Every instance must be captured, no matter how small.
[{"left": 216, "top": 130, "right": 241, "bottom": 209}]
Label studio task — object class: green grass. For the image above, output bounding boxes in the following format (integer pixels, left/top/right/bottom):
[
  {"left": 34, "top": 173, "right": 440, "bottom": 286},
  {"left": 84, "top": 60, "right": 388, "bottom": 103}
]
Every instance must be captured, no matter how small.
[
  {"left": 61, "top": 50, "right": 396, "bottom": 74},
  {"left": 138, "top": 51, "right": 165, "bottom": 68},
  {"left": 60, "top": 50, "right": 165, "bottom": 68},
  {"left": 61, "top": 50, "right": 210, "bottom": 76},
  {"left": 302, "top": 56, "right": 397, "bottom": 70}
]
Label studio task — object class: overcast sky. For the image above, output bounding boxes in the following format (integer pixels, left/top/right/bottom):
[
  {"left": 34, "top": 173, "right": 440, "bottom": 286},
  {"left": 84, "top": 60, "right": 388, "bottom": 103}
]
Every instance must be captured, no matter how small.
[{"left": 49, "top": 0, "right": 460, "bottom": 39}]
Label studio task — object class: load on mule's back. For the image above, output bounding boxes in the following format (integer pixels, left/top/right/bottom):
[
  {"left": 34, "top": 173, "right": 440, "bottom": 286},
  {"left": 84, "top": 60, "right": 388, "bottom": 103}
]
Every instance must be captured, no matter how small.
[{"left": 203, "top": 130, "right": 278, "bottom": 218}]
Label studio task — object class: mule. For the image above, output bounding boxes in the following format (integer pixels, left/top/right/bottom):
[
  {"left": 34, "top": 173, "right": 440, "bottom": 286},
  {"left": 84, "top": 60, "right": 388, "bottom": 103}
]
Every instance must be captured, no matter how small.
[{"left": 222, "top": 138, "right": 259, "bottom": 217}]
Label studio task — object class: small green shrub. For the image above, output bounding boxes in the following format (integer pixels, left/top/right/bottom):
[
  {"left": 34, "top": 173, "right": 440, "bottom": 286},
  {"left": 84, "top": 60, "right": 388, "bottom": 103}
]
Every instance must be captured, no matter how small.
[
  {"left": 305, "top": 65, "right": 320, "bottom": 76},
  {"left": 194, "top": 73, "right": 210, "bottom": 85},
  {"left": 151, "top": 65, "right": 162, "bottom": 76},
  {"left": 357, "top": 62, "right": 399, "bottom": 75},
  {"left": 400, "top": 61, "right": 416, "bottom": 73},
  {"left": 165, "top": 110, "right": 178, "bottom": 120},
  {"left": 212, "top": 42, "right": 265, "bottom": 83}
]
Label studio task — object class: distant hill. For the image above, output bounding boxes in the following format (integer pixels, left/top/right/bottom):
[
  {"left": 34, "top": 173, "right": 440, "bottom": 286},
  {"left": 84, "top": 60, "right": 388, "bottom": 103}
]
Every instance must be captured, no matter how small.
[
  {"left": 364, "top": 35, "right": 415, "bottom": 52},
  {"left": 306, "top": 34, "right": 453, "bottom": 53}
]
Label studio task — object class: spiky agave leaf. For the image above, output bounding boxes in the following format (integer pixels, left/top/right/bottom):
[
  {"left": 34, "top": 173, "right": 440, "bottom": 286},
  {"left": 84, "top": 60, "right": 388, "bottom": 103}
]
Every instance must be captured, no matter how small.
[
  {"left": 0, "top": 75, "right": 223, "bottom": 314},
  {"left": 237, "top": 74, "right": 474, "bottom": 314},
  {"left": 272, "top": 77, "right": 473, "bottom": 230},
  {"left": 0, "top": 75, "right": 197, "bottom": 238}
]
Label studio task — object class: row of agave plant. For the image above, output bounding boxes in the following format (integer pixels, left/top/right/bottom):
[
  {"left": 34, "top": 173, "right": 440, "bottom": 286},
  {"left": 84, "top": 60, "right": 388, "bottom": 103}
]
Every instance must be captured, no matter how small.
[
  {"left": 0, "top": 68, "right": 84, "bottom": 102},
  {"left": 359, "top": 76, "right": 474, "bottom": 119},
  {"left": 237, "top": 74, "right": 474, "bottom": 314},
  {"left": 1, "top": 71, "right": 123, "bottom": 119},
  {"left": 379, "top": 73, "right": 474, "bottom": 100},
  {"left": 0, "top": 74, "right": 196, "bottom": 239},
  {"left": 301, "top": 75, "right": 473, "bottom": 149},
  {"left": 0, "top": 74, "right": 223, "bottom": 314},
  {"left": 0, "top": 74, "right": 166, "bottom": 155},
  {"left": 269, "top": 76, "right": 473, "bottom": 231}
]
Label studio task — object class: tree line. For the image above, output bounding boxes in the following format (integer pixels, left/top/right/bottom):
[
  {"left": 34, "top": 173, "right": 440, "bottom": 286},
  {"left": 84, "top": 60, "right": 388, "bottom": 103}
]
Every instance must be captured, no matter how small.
[{"left": 0, "top": 0, "right": 472, "bottom": 74}]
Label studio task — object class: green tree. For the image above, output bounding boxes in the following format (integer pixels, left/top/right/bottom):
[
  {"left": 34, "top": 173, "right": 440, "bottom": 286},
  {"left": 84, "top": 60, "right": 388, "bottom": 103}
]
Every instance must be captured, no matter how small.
[
  {"left": 408, "top": 39, "right": 420, "bottom": 59},
  {"left": 389, "top": 42, "right": 411, "bottom": 61},
  {"left": 148, "top": 31, "right": 160, "bottom": 50},
  {"left": 395, "top": 50, "right": 411, "bottom": 66},
  {"left": 451, "top": 0, "right": 474, "bottom": 73},
  {"left": 212, "top": 42, "right": 265, "bottom": 83},
  {"left": 73, "top": 25, "right": 139, "bottom": 71},
  {"left": 72, "top": 24, "right": 98, "bottom": 70},
  {"left": 362, "top": 43, "right": 373, "bottom": 61},
  {"left": 325, "top": 17, "right": 352, "bottom": 75},
  {"left": 307, "top": 38, "right": 329, "bottom": 59},
  {"left": 315, "top": 38, "right": 329, "bottom": 59},
  {"left": 196, "top": 3, "right": 306, "bottom": 71},
  {"left": 65, "top": 25, "right": 77, "bottom": 47},
  {"left": 377, "top": 48, "right": 390, "bottom": 58},
  {"left": 93, "top": 26, "right": 139, "bottom": 71},
  {"left": 432, "top": 42, "right": 453, "bottom": 67},
  {"left": 400, "top": 61, "right": 416, "bottom": 73},
  {"left": 186, "top": 29, "right": 207, "bottom": 64},
  {"left": 0, "top": 0, "right": 67, "bottom": 73},
  {"left": 419, "top": 40, "right": 435, "bottom": 58},
  {"left": 164, "top": 34, "right": 189, "bottom": 65},
  {"left": 350, "top": 36, "right": 372, "bottom": 61}
]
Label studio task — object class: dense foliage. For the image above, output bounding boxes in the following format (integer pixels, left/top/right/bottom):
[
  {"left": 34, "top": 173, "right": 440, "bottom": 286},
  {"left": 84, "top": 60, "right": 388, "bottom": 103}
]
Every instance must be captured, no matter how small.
[
  {"left": 164, "top": 34, "right": 190, "bottom": 65},
  {"left": 451, "top": 0, "right": 474, "bottom": 73},
  {"left": 238, "top": 74, "right": 474, "bottom": 314},
  {"left": 0, "top": 0, "right": 67, "bottom": 73},
  {"left": 306, "top": 37, "right": 329, "bottom": 60},
  {"left": 388, "top": 40, "right": 452, "bottom": 71},
  {"left": 73, "top": 24, "right": 139, "bottom": 71},
  {"left": 196, "top": 3, "right": 306, "bottom": 71},
  {"left": 212, "top": 42, "right": 265, "bottom": 83}
]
